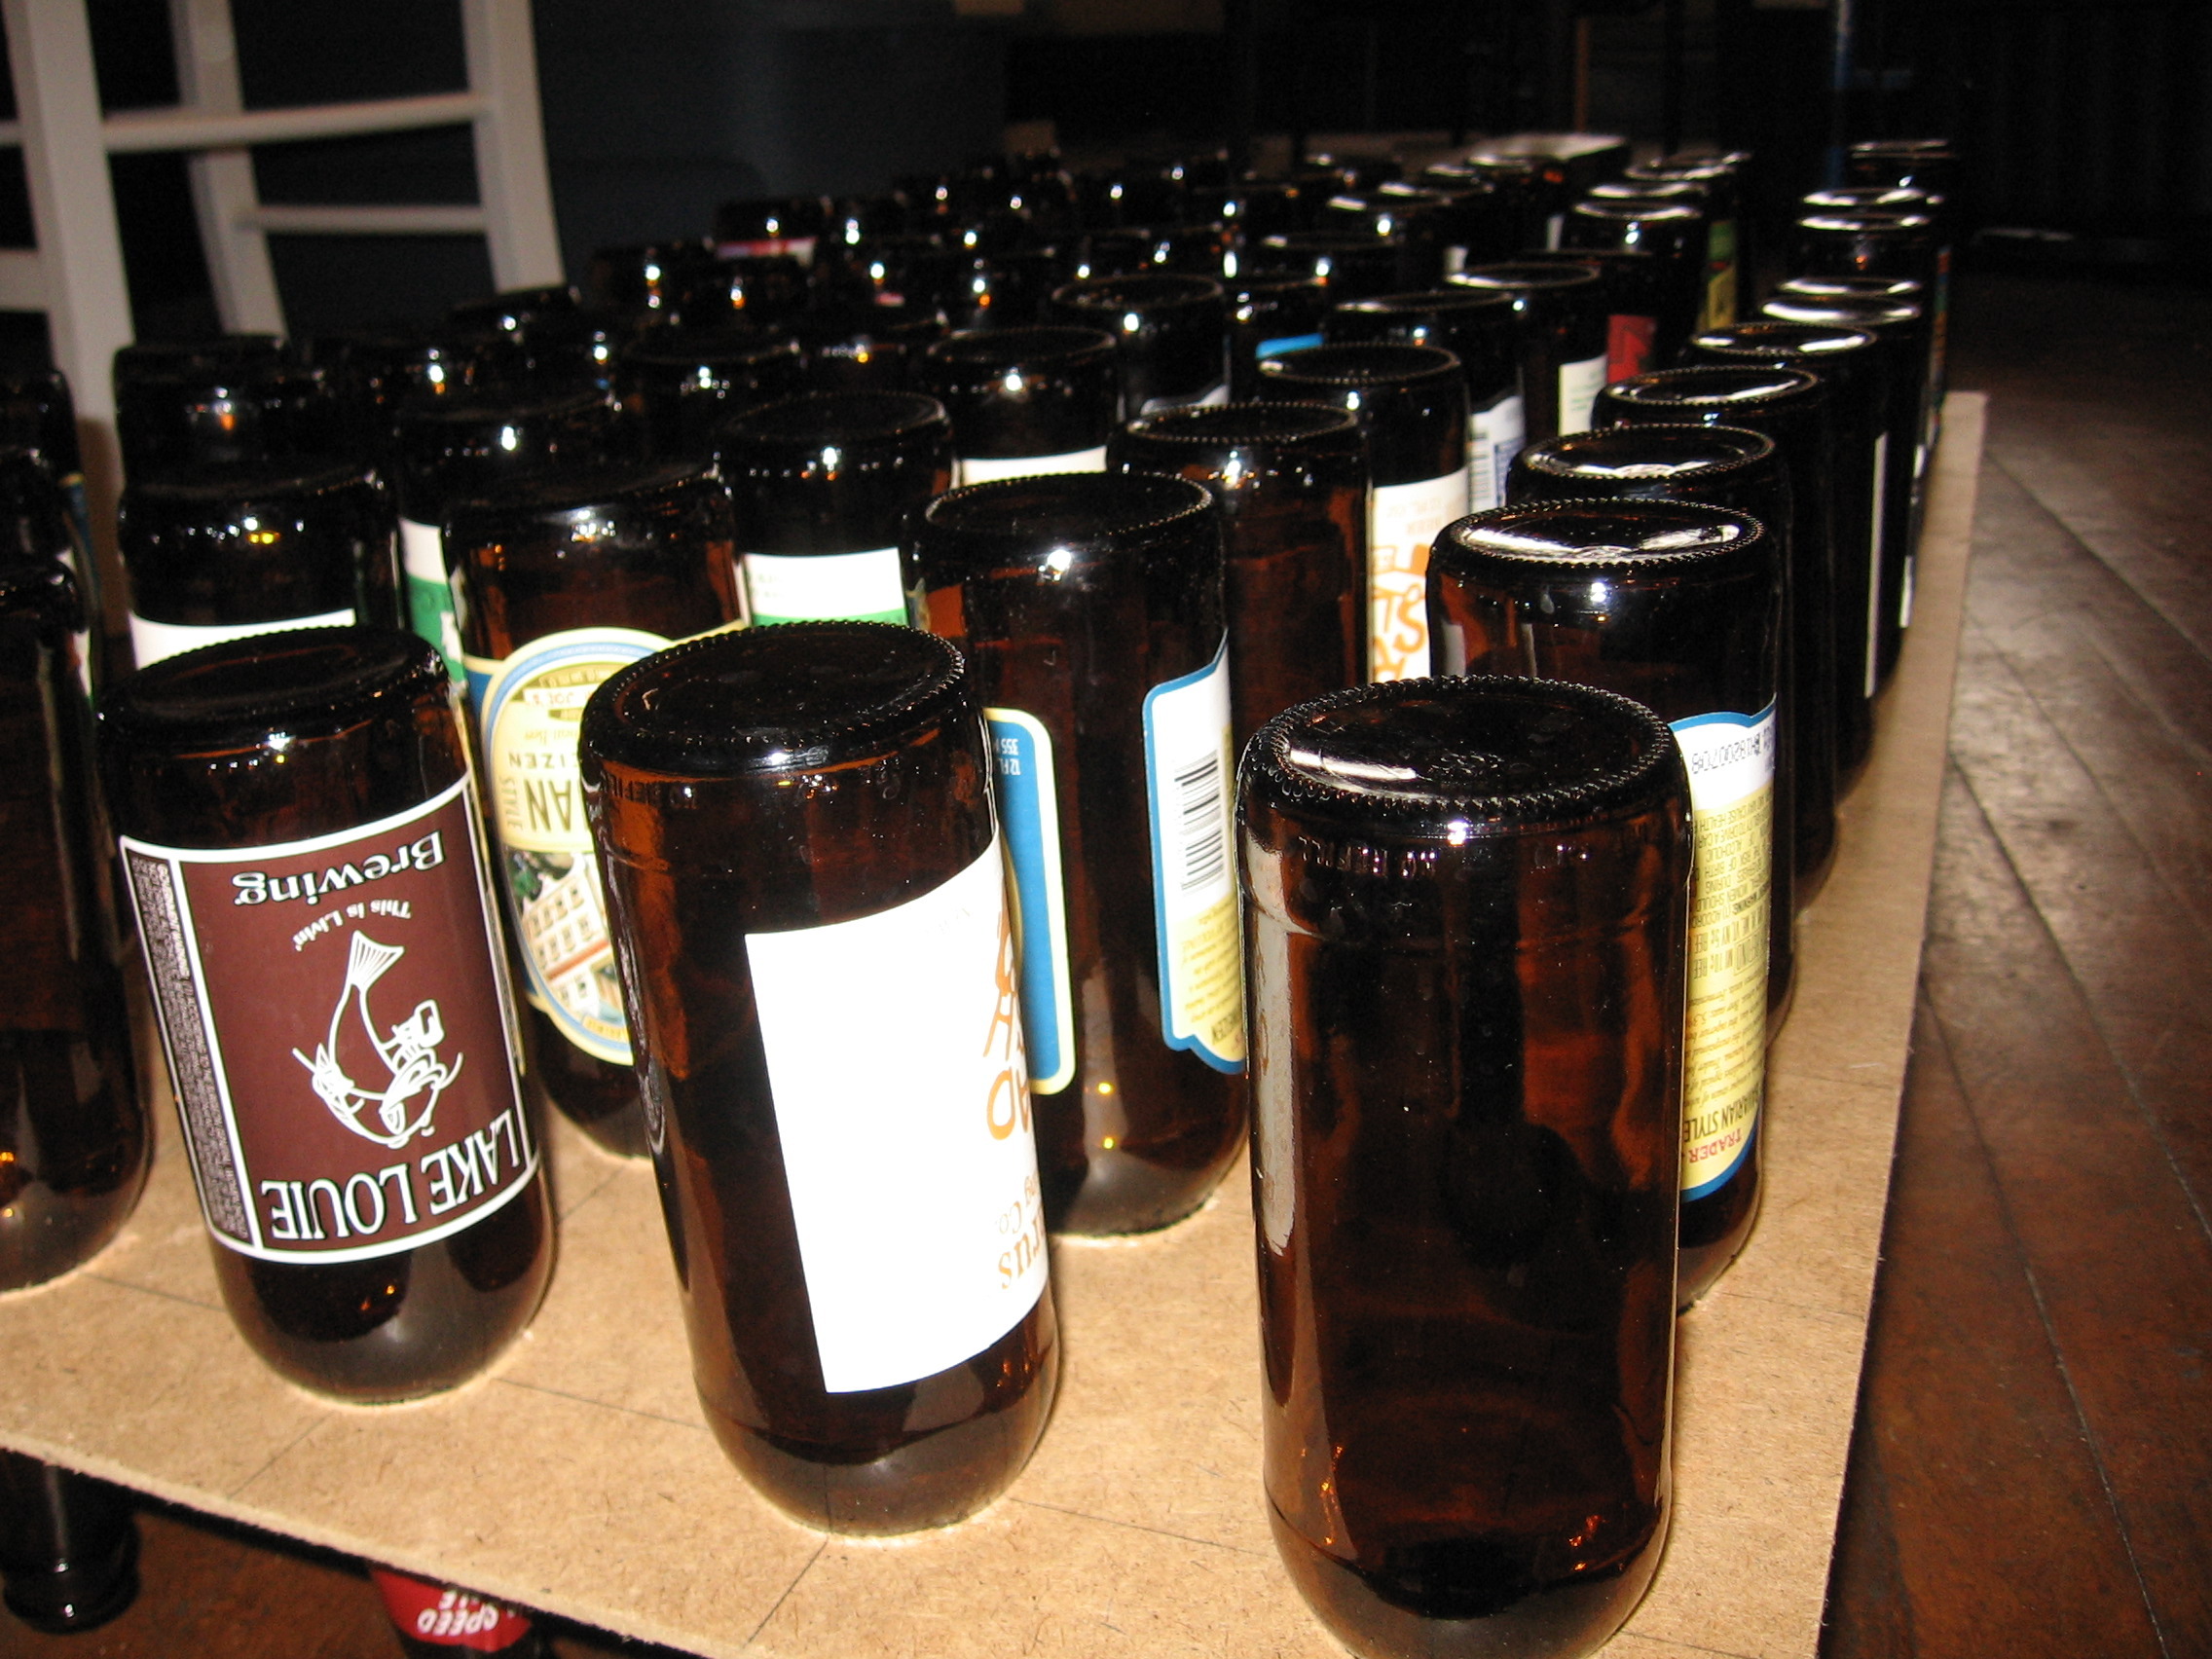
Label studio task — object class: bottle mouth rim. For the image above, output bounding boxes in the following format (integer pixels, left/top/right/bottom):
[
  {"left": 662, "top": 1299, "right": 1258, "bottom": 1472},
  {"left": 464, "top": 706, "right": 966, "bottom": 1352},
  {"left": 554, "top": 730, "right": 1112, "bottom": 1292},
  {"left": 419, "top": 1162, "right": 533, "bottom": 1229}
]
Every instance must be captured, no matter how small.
[
  {"left": 921, "top": 469, "right": 1214, "bottom": 545},
  {"left": 1256, "top": 342, "right": 1462, "bottom": 392},
  {"left": 98, "top": 624, "right": 439, "bottom": 744},
  {"left": 1693, "top": 323, "right": 1880, "bottom": 357},
  {"left": 719, "top": 389, "right": 950, "bottom": 448},
  {"left": 442, "top": 459, "right": 717, "bottom": 528},
  {"left": 1605, "top": 364, "right": 1824, "bottom": 407},
  {"left": 1117, "top": 399, "right": 1361, "bottom": 450},
  {"left": 1438, "top": 496, "right": 1772, "bottom": 571},
  {"left": 124, "top": 460, "right": 380, "bottom": 507},
  {"left": 1243, "top": 674, "right": 1684, "bottom": 835},
  {"left": 921, "top": 325, "right": 1120, "bottom": 381},
  {"left": 1050, "top": 273, "right": 1227, "bottom": 313},
  {"left": 581, "top": 620, "right": 967, "bottom": 780},
  {"left": 1521, "top": 422, "right": 1778, "bottom": 479}
]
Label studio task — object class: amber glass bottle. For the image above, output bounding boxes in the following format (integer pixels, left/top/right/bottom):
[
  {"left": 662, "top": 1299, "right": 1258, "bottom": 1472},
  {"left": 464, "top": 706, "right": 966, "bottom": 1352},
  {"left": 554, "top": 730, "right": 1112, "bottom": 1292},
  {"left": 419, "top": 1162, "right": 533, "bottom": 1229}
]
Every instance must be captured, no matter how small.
[
  {"left": 118, "top": 462, "right": 400, "bottom": 670},
  {"left": 1, "top": 448, "right": 101, "bottom": 692},
  {"left": 1255, "top": 343, "right": 1467, "bottom": 683},
  {"left": 0, "top": 563, "right": 148, "bottom": 1291},
  {"left": 1, "top": 371, "right": 102, "bottom": 642},
  {"left": 716, "top": 390, "right": 952, "bottom": 625},
  {"left": 113, "top": 337, "right": 344, "bottom": 481},
  {"left": 1793, "top": 208, "right": 1947, "bottom": 419},
  {"left": 1558, "top": 202, "right": 1707, "bottom": 375},
  {"left": 1504, "top": 424, "right": 1798, "bottom": 1025},
  {"left": 613, "top": 328, "right": 806, "bottom": 461},
  {"left": 448, "top": 462, "right": 744, "bottom": 1160},
  {"left": 1429, "top": 501, "right": 1779, "bottom": 1303},
  {"left": 1687, "top": 320, "right": 1887, "bottom": 785},
  {"left": 907, "top": 474, "right": 1244, "bottom": 1235},
  {"left": 1248, "top": 233, "right": 1409, "bottom": 304},
  {"left": 1110, "top": 402, "right": 1367, "bottom": 748},
  {"left": 1598, "top": 365, "right": 1840, "bottom": 901},
  {"left": 1049, "top": 274, "right": 1229, "bottom": 415},
  {"left": 0, "top": 1455, "right": 137, "bottom": 1633},
  {"left": 580, "top": 623, "right": 1057, "bottom": 1530},
  {"left": 793, "top": 302, "right": 948, "bottom": 392},
  {"left": 101, "top": 626, "right": 553, "bottom": 1401},
  {"left": 1766, "top": 284, "right": 1931, "bottom": 678},
  {"left": 1324, "top": 288, "right": 1522, "bottom": 511},
  {"left": 392, "top": 387, "right": 616, "bottom": 680},
  {"left": 1241, "top": 675, "right": 1688, "bottom": 1659},
  {"left": 1449, "top": 264, "right": 1608, "bottom": 440},
  {"left": 1226, "top": 274, "right": 1330, "bottom": 400},
  {"left": 918, "top": 325, "right": 1120, "bottom": 485}
]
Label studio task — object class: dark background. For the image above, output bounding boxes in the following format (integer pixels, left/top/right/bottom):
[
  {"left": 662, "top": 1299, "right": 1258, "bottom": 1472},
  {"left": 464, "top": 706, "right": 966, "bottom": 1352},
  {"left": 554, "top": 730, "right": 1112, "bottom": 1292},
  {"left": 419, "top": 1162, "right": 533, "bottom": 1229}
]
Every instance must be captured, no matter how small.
[{"left": 0, "top": 0, "right": 2205, "bottom": 347}]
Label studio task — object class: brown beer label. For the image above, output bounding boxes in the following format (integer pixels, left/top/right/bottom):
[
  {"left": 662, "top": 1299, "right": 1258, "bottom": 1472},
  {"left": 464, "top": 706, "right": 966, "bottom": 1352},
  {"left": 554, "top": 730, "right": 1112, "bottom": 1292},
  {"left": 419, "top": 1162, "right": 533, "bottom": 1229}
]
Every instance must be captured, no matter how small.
[{"left": 122, "top": 778, "right": 536, "bottom": 1263}]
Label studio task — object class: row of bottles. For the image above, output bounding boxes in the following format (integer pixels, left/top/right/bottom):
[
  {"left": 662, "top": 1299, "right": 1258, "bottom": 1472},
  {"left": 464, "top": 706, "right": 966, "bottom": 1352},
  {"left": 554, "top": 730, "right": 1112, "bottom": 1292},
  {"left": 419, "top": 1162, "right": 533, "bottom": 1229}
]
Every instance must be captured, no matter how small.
[{"left": 0, "top": 129, "right": 1957, "bottom": 1659}]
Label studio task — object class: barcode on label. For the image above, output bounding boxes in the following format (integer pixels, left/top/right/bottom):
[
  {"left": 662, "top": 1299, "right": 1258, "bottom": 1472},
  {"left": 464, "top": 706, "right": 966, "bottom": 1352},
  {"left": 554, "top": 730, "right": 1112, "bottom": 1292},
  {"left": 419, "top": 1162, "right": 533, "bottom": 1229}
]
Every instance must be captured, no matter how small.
[{"left": 1176, "top": 756, "right": 1227, "bottom": 891}]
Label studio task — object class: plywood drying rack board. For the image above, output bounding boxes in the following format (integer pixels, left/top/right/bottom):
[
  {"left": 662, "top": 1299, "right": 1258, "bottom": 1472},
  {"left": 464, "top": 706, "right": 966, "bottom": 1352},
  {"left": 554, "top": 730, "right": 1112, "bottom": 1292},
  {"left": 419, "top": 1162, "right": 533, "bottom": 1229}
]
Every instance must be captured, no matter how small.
[{"left": 0, "top": 395, "right": 1988, "bottom": 1659}]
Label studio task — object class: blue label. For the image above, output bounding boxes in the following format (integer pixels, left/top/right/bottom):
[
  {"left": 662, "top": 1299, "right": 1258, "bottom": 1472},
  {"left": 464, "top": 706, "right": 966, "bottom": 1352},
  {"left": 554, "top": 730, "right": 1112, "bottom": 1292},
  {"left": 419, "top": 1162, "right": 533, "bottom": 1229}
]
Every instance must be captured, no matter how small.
[
  {"left": 1255, "top": 331, "right": 1324, "bottom": 361},
  {"left": 986, "top": 709, "right": 1075, "bottom": 1094}
]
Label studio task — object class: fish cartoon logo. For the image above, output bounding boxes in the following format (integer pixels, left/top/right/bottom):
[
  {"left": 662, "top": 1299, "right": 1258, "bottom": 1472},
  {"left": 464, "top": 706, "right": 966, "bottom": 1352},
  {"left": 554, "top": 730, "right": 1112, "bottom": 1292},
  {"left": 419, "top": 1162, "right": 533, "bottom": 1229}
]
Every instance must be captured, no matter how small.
[{"left": 292, "top": 933, "right": 464, "bottom": 1150}]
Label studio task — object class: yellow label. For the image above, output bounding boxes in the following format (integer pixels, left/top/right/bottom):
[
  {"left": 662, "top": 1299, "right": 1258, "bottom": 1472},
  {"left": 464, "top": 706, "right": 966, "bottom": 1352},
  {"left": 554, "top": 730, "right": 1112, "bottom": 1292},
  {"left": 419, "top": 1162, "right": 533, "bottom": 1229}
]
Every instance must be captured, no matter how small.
[{"left": 1676, "top": 708, "right": 1775, "bottom": 1198}]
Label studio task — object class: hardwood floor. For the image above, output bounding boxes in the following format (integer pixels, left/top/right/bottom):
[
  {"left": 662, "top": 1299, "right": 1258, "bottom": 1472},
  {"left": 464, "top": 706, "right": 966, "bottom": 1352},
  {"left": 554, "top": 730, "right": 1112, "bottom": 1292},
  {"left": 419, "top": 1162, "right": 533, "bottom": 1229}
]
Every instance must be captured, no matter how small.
[
  {"left": 5, "top": 270, "right": 2207, "bottom": 1658},
  {"left": 1823, "top": 271, "right": 2212, "bottom": 1658}
]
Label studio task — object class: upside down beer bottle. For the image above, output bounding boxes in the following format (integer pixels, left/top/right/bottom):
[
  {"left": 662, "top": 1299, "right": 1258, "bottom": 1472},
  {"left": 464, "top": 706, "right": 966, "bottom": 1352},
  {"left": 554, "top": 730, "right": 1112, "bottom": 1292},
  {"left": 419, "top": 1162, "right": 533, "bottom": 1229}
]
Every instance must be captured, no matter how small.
[
  {"left": 581, "top": 623, "right": 1057, "bottom": 1531},
  {"left": 1110, "top": 401, "right": 1368, "bottom": 748},
  {"left": 1599, "top": 365, "right": 1840, "bottom": 902},
  {"left": 1450, "top": 264, "right": 1607, "bottom": 440},
  {"left": 394, "top": 387, "right": 616, "bottom": 681},
  {"left": 716, "top": 391, "right": 953, "bottom": 625},
  {"left": 0, "top": 563, "right": 148, "bottom": 1293},
  {"left": 1242, "top": 675, "right": 1689, "bottom": 1659},
  {"left": 918, "top": 326, "right": 1120, "bottom": 485},
  {"left": 1256, "top": 343, "right": 1467, "bottom": 683},
  {"left": 449, "top": 462, "right": 746, "bottom": 1159},
  {"left": 1324, "top": 288, "right": 1522, "bottom": 511},
  {"left": 907, "top": 474, "right": 1246, "bottom": 1235},
  {"left": 118, "top": 463, "right": 401, "bottom": 670},
  {"left": 101, "top": 626, "right": 553, "bottom": 1401},
  {"left": 1505, "top": 424, "right": 1799, "bottom": 1024},
  {"left": 1429, "top": 499, "right": 1782, "bottom": 1302}
]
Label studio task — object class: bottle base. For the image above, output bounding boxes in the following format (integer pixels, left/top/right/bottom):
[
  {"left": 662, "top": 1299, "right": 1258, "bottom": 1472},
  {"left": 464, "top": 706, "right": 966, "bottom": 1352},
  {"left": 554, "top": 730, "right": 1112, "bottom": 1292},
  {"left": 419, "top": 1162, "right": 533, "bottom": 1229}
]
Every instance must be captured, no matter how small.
[
  {"left": 0, "top": 1509, "right": 137, "bottom": 1635},
  {"left": 1270, "top": 1500, "right": 1666, "bottom": 1659},
  {"left": 703, "top": 1384, "right": 1053, "bottom": 1536},
  {"left": 1044, "top": 1138, "right": 1241, "bottom": 1238}
]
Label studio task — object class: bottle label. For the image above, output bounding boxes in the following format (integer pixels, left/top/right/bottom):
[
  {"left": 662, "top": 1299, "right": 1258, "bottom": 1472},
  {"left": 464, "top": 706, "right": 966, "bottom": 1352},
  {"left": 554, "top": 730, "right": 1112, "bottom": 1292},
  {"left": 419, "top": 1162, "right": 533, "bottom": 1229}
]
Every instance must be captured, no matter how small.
[
  {"left": 120, "top": 778, "right": 536, "bottom": 1263},
  {"left": 1865, "top": 432, "right": 1889, "bottom": 698},
  {"left": 1254, "top": 331, "right": 1324, "bottom": 362},
  {"left": 401, "top": 517, "right": 466, "bottom": 683},
  {"left": 1142, "top": 643, "right": 1245, "bottom": 1073},
  {"left": 1469, "top": 391, "right": 1525, "bottom": 514},
  {"left": 1703, "top": 218, "right": 1740, "bottom": 330},
  {"left": 956, "top": 446, "right": 1108, "bottom": 487},
  {"left": 985, "top": 709, "right": 1075, "bottom": 1095},
  {"left": 1368, "top": 466, "right": 1470, "bottom": 682},
  {"left": 464, "top": 628, "right": 669, "bottom": 1065},
  {"left": 370, "top": 1569, "right": 535, "bottom": 1654},
  {"left": 1606, "top": 313, "right": 1657, "bottom": 383},
  {"left": 1557, "top": 351, "right": 1608, "bottom": 434},
  {"left": 1675, "top": 704, "right": 1776, "bottom": 1199},
  {"left": 746, "top": 835, "right": 1048, "bottom": 1393},
  {"left": 740, "top": 547, "right": 906, "bottom": 625},
  {"left": 129, "top": 608, "right": 355, "bottom": 671}
]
